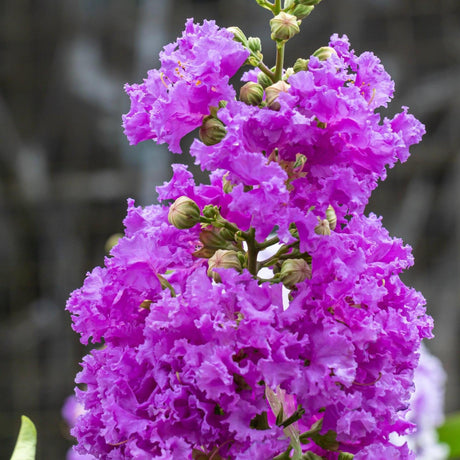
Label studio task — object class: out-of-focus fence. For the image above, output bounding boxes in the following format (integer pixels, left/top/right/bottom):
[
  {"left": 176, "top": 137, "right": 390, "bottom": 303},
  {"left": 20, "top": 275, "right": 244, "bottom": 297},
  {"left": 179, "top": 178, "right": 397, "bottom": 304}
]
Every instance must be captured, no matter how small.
[{"left": 0, "top": 0, "right": 458, "bottom": 458}]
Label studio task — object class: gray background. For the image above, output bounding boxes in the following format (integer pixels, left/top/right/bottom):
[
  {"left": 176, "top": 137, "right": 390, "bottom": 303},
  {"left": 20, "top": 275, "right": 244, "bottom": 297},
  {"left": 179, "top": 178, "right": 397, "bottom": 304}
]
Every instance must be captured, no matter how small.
[{"left": 0, "top": 0, "right": 458, "bottom": 458}]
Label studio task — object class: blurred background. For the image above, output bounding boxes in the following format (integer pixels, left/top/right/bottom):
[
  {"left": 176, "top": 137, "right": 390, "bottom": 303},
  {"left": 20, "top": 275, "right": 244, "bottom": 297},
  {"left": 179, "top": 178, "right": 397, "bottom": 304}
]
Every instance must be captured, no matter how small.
[{"left": 0, "top": 0, "right": 459, "bottom": 458}]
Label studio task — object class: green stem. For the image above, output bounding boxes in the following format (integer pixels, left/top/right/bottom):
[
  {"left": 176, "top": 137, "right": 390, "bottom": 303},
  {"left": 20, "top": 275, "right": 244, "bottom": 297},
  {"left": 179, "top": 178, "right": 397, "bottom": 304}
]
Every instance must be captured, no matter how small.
[
  {"left": 246, "top": 228, "right": 258, "bottom": 275},
  {"left": 257, "top": 276, "right": 282, "bottom": 284},
  {"left": 258, "top": 244, "right": 290, "bottom": 268},
  {"left": 274, "top": 42, "right": 285, "bottom": 82},
  {"left": 257, "top": 61, "right": 276, "bottom": 82},
  {"left": 256, "top": 235, "right": 280, "bottom": 250},
  {"left": 274, "top": 0, "right": 282, "bottom": 14},
  {"left": 217, "top": 218, "right": 251, "bottom": 240}
]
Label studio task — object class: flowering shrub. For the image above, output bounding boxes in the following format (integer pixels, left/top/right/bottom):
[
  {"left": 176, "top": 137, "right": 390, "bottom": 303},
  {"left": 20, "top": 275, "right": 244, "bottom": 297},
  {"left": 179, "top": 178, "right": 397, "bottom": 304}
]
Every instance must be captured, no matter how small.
[{"left": 67, "top": 1, "right": 434, "bottom": 458}]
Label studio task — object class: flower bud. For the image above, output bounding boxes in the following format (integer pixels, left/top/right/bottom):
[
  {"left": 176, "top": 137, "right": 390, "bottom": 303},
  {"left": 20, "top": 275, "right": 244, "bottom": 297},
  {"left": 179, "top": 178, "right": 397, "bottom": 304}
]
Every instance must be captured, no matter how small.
[
  {"left": 315, "top": 218, "right": 331, "bottom": 236},
  {"left": 284, "top": 67, "right": 295, "bottom": 80},
  {"left": 199, "top": 116, "right": 227, "bottom": 146},
  {"left": 168, "top": 196, "right": 201, "bottom": 229},
  {"left": 248, "top": 37, "right": 262, "bottom": 54},
  {"left": 338, "top": 453, "right": 354, "bottom": 460},
  {"left": 293, "top": 58, "right": 309, "bottom": 73},
  {"left": 105, "top": 233, "right": 123, "bottom": 254},
  {"left": 240, "top": 82, "right": 264, "bottom": 106},
  {"left": 312, "top": 46, "right": 337, "bottom": 61},
  {"left": 279, "top": 259, "right": 311, "bottom": 289},
  {"left": 139, "top": 299, "right": 152, "bottom": 310},
  {"left": 219, "top": 227, "right": 235, "bottom": 241},
  {"left": 222, "top": 173, "right": 235, "bottom": 194},
  {"left": 289, "top": 223, "right": 299, "bottom": 239},
  {"left": 257, "top": 71, "right": 273, "bottom": 89},
  {"left": 227, "top": 26, "right": 248, "bottom": 46},
  {"left": 326, "top": 205, "right": 337, "bottom": 231},
  {"left": 207, "top": 249, "right": 242, "bottom": 283},
  {"left": 202, "top": 204, "right": 220, "bottom": 220},
  {"left": 265, "top": 80, "right": 290, "bottom": 110},
  {"left": 199, "top": 228, "right": 229, "bottom": 250},
  {"left": 289, "top": 4, "right": 314, "bottom": 20},
  {"left": 270, "top": 12, "right": 300, "bottom": 42}
]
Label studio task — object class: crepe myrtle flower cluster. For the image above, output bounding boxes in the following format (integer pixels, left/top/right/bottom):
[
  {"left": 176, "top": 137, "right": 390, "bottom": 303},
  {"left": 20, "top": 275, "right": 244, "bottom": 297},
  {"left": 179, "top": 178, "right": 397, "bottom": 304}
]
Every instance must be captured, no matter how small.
[{"left": 67, "top": 1, "right": 434, "bottom": 458}]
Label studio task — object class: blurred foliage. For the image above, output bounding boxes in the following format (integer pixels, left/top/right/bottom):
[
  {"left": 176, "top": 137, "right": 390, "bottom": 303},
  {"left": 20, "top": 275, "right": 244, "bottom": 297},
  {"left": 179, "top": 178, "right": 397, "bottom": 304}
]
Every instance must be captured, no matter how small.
[{"left": 10, "top": 416, "right": 37, "bottom": 460}]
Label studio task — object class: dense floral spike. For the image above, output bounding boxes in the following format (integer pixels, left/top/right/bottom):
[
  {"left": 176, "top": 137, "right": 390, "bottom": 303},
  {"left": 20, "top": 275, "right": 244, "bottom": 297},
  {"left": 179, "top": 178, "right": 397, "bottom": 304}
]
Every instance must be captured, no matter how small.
[
  {"left": 122, "top": 19, "right": 249, "bottom": 153},
  {"left": 68, "top": 7, "right": 434, "bottom": 459}
]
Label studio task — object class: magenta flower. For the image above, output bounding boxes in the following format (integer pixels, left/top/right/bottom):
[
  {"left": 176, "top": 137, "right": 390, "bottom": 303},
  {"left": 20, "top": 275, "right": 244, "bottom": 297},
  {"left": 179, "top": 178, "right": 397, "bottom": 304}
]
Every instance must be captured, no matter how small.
[
  {"left": 68, "top": 8, "right": 433, "bottom": 459},
  {"left": 122, "top": 19, "right": 248, "bottom": 153}
]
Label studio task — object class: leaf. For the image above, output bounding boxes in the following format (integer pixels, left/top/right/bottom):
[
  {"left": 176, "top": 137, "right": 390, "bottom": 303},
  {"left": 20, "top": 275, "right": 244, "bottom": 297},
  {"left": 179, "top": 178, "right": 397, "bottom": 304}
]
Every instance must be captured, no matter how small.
[
  {"left": 438, "top": 411, "right": 460, "bottom": 457},
  {"left": 10, "top": 416, "right": 37, "bottom": 460}
]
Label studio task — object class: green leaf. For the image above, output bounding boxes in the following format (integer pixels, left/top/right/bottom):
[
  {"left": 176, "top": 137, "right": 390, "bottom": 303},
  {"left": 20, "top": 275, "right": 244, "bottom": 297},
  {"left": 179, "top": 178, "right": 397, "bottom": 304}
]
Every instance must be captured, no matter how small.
[
  {"left": 438, "top": 411, "right": 460, "bottom": 457},
  {"left": 10, "top": 416, "right": 37, "bottom": 460}
]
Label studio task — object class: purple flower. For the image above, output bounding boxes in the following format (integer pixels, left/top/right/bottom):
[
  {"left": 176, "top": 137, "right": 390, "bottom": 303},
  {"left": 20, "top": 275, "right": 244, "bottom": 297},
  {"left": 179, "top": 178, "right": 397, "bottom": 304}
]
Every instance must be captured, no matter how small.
[
  {"left": 122, "top": 19, "right": 249, "bottom": 153},
  {"left": 69, "top": 16, "right": 433, "bottom": 459},
  {"left": 405, "top": 344, "right": 449, "bottom": 459},
  {"left": 62, "top": 395, "right": 85, "bottom": 428}
]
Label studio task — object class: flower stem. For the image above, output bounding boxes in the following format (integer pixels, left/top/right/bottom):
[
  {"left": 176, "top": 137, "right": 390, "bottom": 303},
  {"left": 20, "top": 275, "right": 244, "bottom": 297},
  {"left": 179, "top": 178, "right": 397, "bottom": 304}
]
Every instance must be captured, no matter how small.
[
  {"left": 256, "top": 235, "right": 280, "bottom": 250},
  {"left": 274, "top": 42, "right": 285, "bottom": 81},
  {"left": 257, "top": 61, "right": 276, "bottom": 82},
  {"left": 274, "top": 0, "right": 282, "bottom": 15},
  {"left": 246, "top": 228, "right": 258, "bottom": 275}
]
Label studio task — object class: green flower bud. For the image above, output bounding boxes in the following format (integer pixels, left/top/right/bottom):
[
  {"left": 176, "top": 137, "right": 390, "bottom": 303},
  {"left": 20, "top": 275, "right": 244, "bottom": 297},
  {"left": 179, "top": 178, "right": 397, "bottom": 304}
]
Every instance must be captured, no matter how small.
[
  {"left": 290, "top": 4, "right": 314, "bottom": 20},
  {"left": 227, "top": 26, "right": 248, "bottom": 46},
  {"left": 257, "top": 71, "right": 273, "bottom": 89},
  {"left": 279, "top": 259, "right": 312, "bottom": 288},
  {"left": 222, "top": 173, "right": 235, "bottom": 194},
  {"left": 199, "top": 115, "right": 227, "bottom": 146},
  {"left": 289, "top": 222, "right": 299, "bottom": 239},
  {"left": 265, "top": 80, "right": 290, "bottom": 110},
  {"left": 105, "top": 232, "right": 123, "bottom": 254},
  {"left": 314, "top": 218, "right": 331, "bottom": 236},
  {"left": 139, "top": 299, "right": 152, "bottom": 310},
  {"left": 312, "top": 46, "right": 337, "bottom": 61},
  {"left": 248, "top": 36, "right": 262, "bottom": 54},
  {"left": 199, "top": 228, "right": 229, "bottom": 250},
  {"left": 338, "top": 453, "right": 354, "bottom": 460},
  {"left": 326, "top": 205, "right": 337, "bottom": 231},
  {"left": 192, "top": 247, "right": 216, "bottom": 259},
  {"left": 293, "top": 58, "right": 309, "bottom": 73},
  {"left": 168, "top": 196, "right": 201, "bottom": 229},
  {"left": 219, "top": 227, "right": 236, "bottom": 241},
  {"left": 270, "top": 12, "right": 300, "bottom": 42},
  {"left": 284, "top": 67, "right": 295, "bottom": 80},
  {"left": 202, "top": 204, "right": 220, "bottom": 220},
  {"left": 240, "top": 82, "right": 264, "bottom": 106},
  {"left": 207, "top": 249, "right": 242, "bottom": 283}
]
